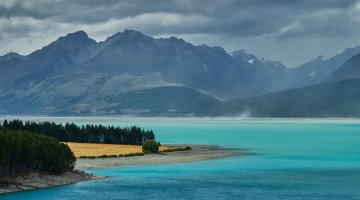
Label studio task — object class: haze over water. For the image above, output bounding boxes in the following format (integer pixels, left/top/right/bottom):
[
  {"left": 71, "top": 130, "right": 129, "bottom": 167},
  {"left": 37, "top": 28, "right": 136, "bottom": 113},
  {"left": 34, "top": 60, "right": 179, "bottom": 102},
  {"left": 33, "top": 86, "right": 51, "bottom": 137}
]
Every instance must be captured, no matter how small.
[{"left": 1, "top": 118, "right": 360, "bottom": 199}]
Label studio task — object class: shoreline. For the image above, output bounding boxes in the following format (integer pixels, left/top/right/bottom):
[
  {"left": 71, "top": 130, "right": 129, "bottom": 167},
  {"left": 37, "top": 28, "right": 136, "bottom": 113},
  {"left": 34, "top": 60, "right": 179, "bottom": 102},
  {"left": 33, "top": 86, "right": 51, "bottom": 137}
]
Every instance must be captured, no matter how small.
[
  {"left": 0, "top": 171, "right": 104, "bottom": 194},
  {"left": 0, "top": 144, "right": 248, "bottom": 195},
  {"left": 75, "top": 144, "right": 248, "bottom": 170}
]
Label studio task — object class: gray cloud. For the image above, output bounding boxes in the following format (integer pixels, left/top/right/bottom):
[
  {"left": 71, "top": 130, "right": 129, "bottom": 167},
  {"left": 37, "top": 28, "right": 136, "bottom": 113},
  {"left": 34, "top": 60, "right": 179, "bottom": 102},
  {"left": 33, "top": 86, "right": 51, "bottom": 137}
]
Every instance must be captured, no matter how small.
[{"left": 0, "top": 0, "right": 359, "bottom": 66}]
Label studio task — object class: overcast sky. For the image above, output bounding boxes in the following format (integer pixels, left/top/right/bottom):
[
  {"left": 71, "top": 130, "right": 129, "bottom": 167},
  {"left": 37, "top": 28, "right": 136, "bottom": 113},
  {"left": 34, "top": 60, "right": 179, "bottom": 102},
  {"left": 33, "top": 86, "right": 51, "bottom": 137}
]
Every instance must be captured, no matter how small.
[{"left": 1, "top": 0, "right": 360, "bottom": 67}]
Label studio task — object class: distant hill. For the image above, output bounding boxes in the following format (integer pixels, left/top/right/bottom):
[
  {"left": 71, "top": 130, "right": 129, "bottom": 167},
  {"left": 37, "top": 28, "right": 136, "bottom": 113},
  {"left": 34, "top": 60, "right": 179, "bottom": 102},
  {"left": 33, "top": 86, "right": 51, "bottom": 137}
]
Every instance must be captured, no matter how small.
[
  {"left": 200, "top": 78, "right": 360, "bottom": 117},
  {"left": 230, "top": 46, "right": 360, "bottom": 92},
  {"left": 286, "top": 46, "right": 360, "bottom": 89},
  {"left": 323, "top": 53, "right": 360, "bottom": 83}
]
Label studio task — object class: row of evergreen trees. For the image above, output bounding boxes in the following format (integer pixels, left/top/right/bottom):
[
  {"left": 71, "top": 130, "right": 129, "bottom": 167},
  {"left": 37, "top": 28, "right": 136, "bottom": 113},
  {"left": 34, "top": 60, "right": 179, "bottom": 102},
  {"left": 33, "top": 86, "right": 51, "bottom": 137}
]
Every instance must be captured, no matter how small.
[
  {"left": 0, "top": 119, "right": 155, "bottom": 145},
  {"left": 0, "top": 130, "right": 76, "bottom": 178}
]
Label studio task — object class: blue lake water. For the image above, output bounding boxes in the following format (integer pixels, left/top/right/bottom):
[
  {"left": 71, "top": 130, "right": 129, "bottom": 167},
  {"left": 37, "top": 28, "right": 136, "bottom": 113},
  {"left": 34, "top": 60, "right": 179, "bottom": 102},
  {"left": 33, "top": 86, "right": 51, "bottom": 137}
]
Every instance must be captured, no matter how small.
[{"left": 1, "top": 118, "right": 360, "bottom": 199}]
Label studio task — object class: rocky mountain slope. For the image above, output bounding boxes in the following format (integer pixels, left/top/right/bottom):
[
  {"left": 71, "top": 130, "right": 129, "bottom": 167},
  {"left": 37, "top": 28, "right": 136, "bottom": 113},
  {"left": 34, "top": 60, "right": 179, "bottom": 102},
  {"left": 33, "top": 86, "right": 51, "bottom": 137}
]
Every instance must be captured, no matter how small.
[{"left": 0, "top": 30, "right": 359, "bottom": 116}]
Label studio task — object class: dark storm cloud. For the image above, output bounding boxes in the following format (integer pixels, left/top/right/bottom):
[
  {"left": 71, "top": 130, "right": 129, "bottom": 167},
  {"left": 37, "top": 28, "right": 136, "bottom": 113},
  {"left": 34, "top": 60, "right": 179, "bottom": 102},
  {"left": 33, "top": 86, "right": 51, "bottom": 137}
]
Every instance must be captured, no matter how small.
[
  {"left": 0, "top": 0, "right": 359, "bottom": 66},
  {"left": 1, "top": 0, "right": 357, "bottom": 34}
]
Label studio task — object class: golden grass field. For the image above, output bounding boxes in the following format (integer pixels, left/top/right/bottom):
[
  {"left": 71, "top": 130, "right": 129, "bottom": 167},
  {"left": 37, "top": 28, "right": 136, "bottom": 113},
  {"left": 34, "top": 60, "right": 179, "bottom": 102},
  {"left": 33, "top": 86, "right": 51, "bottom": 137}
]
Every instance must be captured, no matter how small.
[{"left": 65, "top": 142, "right": 172, "bottom": 157}]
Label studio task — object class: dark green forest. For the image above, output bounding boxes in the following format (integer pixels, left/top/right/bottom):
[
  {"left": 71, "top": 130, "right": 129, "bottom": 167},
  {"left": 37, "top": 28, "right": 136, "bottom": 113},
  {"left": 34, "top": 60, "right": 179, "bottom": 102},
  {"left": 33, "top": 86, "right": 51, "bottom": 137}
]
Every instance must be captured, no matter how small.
[
  {"left": 0, "top": 130, "right": 76, "bottom": 178},
  {"left": 0, "top": 119, "right": 157, "bottom": 179},
  {"left": 0, "top": 119, "right": 155, "bottom": 145}
]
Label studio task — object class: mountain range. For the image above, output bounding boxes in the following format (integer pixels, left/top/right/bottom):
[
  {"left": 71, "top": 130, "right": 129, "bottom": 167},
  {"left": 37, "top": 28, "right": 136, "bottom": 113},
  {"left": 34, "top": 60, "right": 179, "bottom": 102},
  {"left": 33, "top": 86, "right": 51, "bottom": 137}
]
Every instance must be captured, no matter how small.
[{"left": 0, "top": 30, "right": 359, "bottom": 117}]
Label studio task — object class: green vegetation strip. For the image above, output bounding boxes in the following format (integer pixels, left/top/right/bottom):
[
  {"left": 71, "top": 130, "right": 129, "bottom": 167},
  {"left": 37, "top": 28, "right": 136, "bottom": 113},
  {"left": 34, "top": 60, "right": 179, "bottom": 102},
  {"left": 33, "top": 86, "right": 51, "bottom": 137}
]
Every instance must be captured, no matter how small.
[
  {"left": 160, "top": 146, "right": 192, "bottom": 152},
  {"left": 79, "top": 153, "right": 145, "bottom": 159}
]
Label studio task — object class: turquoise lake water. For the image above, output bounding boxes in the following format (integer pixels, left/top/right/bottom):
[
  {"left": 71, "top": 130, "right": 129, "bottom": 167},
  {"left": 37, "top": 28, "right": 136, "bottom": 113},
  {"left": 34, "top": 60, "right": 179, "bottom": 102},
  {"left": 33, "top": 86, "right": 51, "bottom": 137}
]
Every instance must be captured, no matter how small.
[{"left": 1, "top": 118, "right": 360, "bottom": 199}]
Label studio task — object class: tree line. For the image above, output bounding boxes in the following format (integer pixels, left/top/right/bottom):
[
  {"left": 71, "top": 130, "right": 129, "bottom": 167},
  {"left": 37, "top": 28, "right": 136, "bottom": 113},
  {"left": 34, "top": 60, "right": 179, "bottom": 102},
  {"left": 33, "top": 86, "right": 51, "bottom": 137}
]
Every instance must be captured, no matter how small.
[
  {"left": 0, "top": 119, "right": 156, "bottom": 145},
  {"left": 0, "top": 130, "right": 76, "bottom": 178}
]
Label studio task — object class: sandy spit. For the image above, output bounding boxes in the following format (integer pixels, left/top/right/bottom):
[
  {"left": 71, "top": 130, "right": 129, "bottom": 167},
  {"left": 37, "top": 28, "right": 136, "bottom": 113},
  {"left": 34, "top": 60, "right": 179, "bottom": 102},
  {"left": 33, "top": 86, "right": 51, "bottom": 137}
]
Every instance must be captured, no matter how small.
[{"left": 75, "top": 144, "right": 247, "bottom": 170}]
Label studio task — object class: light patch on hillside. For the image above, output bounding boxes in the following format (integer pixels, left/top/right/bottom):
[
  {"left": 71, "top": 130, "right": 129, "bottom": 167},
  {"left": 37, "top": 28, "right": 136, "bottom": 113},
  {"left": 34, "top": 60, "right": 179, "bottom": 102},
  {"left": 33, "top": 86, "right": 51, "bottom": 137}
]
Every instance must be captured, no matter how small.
[{"left": 99, "top": 73, "right": 180, "bottom": 96}]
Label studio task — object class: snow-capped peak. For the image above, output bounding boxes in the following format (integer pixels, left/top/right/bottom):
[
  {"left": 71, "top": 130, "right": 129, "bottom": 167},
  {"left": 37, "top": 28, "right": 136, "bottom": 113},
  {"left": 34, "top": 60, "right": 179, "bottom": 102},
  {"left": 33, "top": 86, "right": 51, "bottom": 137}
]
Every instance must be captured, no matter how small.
[{"left": 247, "top": 59, "right": 254, "bottom": 64}]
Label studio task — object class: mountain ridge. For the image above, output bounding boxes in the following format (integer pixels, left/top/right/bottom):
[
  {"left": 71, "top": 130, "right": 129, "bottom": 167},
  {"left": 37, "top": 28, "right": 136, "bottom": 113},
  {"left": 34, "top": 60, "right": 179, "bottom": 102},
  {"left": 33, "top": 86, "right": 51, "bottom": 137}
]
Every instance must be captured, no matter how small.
[{"left": 0, "top": 29, "right": 359, "bottom": 116}]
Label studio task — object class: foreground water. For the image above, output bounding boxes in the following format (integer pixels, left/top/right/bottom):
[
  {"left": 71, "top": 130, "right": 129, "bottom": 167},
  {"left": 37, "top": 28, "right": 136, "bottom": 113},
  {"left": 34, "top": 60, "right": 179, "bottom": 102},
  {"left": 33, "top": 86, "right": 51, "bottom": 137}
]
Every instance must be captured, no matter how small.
[{"left": 1, "top": 118, "right": 360, "bottom": 199}]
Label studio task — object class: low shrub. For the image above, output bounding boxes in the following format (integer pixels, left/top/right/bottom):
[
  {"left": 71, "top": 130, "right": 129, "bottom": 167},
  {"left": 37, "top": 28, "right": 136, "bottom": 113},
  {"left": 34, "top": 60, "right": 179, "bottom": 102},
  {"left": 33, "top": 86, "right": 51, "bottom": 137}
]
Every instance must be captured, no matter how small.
[{"left": 142, "top": 140, "right": 160, "bottom": 153}]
